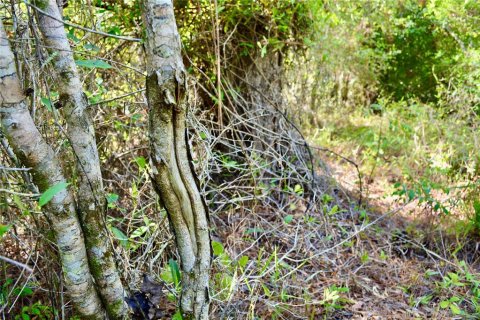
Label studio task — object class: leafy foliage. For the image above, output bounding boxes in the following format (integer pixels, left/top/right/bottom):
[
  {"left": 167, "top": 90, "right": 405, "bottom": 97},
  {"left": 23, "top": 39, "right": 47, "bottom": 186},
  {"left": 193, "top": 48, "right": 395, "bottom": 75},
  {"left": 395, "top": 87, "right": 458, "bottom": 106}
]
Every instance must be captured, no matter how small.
[
  {"left": 38, "top": 182, "right": 69, "bottom": 207},
  {"left": 75, "top": 59, "right": 112, "bottom": 69},
  {"left": 371, "top": 3, "right": 458, "bottom": 101}
]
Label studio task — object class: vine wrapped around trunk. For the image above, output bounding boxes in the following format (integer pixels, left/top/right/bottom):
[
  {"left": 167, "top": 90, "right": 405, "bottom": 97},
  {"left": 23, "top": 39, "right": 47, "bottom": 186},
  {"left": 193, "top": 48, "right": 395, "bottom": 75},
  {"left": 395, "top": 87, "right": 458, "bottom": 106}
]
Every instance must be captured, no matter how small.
[{"left": 141, "top": 1, "right": 211, "bottom": 319}]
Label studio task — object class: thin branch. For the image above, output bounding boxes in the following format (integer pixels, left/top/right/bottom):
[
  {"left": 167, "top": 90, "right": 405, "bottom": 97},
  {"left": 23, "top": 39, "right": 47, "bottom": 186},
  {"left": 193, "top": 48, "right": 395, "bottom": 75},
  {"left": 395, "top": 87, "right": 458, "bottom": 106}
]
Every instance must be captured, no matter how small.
[
  {"left": 89, "top": 88, "right": 145, "bottom": 106},
  {"left": 25, "top": 2, "right": 142, "bottom": 42},
  {"left": 0, "top": 255, "right": 34, "bottom": 273},
  {"left": 0, "top": 188, "right": 40, "bottom": 197},
  {"left": 0, "top": 166, "right": 31, "bottom": 171}
]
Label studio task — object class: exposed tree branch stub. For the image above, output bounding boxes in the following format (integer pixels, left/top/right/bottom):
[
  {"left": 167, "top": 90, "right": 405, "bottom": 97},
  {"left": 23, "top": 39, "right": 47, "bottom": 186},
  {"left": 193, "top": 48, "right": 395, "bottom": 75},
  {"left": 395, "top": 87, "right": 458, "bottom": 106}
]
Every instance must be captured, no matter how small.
[
  {"left": 0, "top": 20, "right": 106, "bottom": 319},
  {"left": 34, "top": 1, "right": 128, "bottom": 318},
  {"left": 142, "top": 1, "right": 211, "bottom": 319}
]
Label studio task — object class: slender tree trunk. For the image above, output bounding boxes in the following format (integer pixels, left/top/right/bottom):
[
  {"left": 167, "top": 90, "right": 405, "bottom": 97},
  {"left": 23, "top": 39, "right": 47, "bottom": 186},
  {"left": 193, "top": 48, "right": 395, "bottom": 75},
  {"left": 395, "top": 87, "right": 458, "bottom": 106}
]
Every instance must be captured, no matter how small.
[
  {"left": 141, "top": 1, "right": 211, "bottom": 319},
  {"left": 0, "top": 20, "right": 106, "bottom": 320},
  {"left": 33, "top": 1, "right": 128, "bottom": 318}
]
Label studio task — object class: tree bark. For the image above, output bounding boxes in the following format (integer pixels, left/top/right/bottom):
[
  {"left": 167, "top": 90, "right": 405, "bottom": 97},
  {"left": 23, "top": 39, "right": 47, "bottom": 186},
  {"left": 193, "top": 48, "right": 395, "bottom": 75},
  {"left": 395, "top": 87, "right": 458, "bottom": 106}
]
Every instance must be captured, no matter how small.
[
  {"left": 33, "top": 1, "right": 128, "bottom": 318},
  {"left": 141, "top": 1, "right": 211, "bottom": 319},
  {"left": 0, "top": 20, "right": 106, "bottom": 320},
  {"left": 243, "top": 52, "right": 285, "bottom": 150}
]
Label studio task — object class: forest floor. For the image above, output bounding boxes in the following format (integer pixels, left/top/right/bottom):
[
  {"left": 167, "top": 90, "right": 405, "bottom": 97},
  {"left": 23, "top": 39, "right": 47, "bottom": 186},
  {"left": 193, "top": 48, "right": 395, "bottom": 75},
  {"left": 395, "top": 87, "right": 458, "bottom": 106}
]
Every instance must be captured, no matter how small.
[
  {"left": 319, "top": 152, "right": 454, "bottom": 319},
  {"left": 3, "top": 126, "right": 480, "bottom": 320},
  {"left": 208, "top": 147, "right": 480, "bottom": 319}
]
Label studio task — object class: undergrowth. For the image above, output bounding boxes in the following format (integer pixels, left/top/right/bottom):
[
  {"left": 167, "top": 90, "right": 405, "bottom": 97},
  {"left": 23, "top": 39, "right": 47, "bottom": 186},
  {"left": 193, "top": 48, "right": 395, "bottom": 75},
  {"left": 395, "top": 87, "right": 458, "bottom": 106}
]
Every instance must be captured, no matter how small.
[{"left": 309, "top": 98, "right": 480, "bottom": 234}]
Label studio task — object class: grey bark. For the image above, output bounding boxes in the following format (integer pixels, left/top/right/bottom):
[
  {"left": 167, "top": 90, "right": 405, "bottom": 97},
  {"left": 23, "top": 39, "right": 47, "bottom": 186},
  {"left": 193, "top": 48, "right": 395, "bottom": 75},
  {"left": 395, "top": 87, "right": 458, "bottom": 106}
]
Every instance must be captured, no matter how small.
[
  {"left": 33, "top": 1, "right": 128, "bottom": 318},
  {"left": 141, "top": 1, "right": 211, "bottom": 319},
  {"left": 244, "top": 52, "right": 285, "bottom": 150},
  {"left": 0, "top": 20, "right": 106, "bottom": 319}
]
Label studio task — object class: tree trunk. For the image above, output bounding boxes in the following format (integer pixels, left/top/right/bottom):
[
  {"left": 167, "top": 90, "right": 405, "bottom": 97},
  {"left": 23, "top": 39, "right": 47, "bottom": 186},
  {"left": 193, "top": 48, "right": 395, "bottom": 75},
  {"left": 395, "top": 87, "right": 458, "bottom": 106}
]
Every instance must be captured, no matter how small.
[
  {"left": 243, "top": 52, "right": 285, "bottom": 150},
  {"left": 141, "top": 1, "right": 211, "bottom": 319},
  {"left": 0, "top": 20, "right": 106, "bottom": 320},
  {"left": 33, "top": 1, "right": 128, "bottom": 318}
]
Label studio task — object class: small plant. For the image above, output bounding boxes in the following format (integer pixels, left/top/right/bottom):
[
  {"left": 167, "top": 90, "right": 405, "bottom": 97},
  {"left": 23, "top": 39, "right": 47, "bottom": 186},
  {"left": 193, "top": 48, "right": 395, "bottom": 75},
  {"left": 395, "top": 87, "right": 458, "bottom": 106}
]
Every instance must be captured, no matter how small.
[
  {"left": 441, "top": 272, "right": 466, "bottom": 288},
  {"left": 439, "top": 296, "right": 463, "bottom": 316},
  {"left": 393, "top": 180, "right": 450, "bottom": 214},
  {"left": 422, "top": 262, "right": 480, "bottom": 317},
  {"left": 14, "top": 302, "right": 56, "bottom": 320},
  {"left": 319, "top": 285, "right": 349, "bottom": 317}
]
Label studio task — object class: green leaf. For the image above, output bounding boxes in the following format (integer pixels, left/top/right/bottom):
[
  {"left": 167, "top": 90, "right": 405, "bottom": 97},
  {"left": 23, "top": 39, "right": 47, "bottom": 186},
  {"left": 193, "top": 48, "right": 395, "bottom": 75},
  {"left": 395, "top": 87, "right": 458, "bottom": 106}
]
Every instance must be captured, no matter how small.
[
  {"left": 262, "top": 284, "right": 271, "bottom": 296},
  {"left": 447, "top": 272, "right": 459, "bottom": 281},
  {"left": 38, "top": 182, "right": 69, "bottom": 207},
  {"left": 13, "top": 286, "right": 33, "bottom": 296},
  {"left": 238, "top": 255, "right": 249, "bottom": 268},
  {"left": 160, "top": 267, "right": 174, "bottom": 284},
  {"left": 135, "top": 157, "right": 146, "bottom": 169},
  {"left": 106, "top": 193, "right": 119, "bottom": 207},
  {"left": 111, "top": 226, "right": 129, "bottom": 248},
  {"left": 223, "top": 160, "right": 238, "bottom": 169},
  {"left": 131, "top": 182, "right": 138, "bottom": 198},
  {"left": 449, "top": 303, "right": 461, "bottom": 315},
  {"left": 41, "top": 97, "right": 53, "bottom": 111},
  {"left": 407, "top": 189, "right": 416, "bottom": 201},
  {"left": 108, "top": 26, "right": 121, "bottom": 35},
  {"left": 67, "top": 29, "right": 80, "bottom": 43},
  {"left": 293, "top": 184, "right": 303, "bottom": 195},
  {"left": 130, "top": 225, "right": 149, "bottom": 239},
  {"left": 212, "top": 241, "right": 224, "bottom": 256},
  {"left": 328, "top": 205, "right": 340, "bottom": 216},
  {"left": 322, "top": 194, "right": 333, "bottom": 203},
  {"left": 283, "top": 214, "right": 293, "bottom": 224},
  {"left": 473, "top": 200, "right": 480, "bottom": 215},
  {"left": 20, "top": 286, "right": 33, "bottom": 296},
  {"left": 172, "top": 310, "right": 183, "bottom": 320},
  {"left": 425, "top": 269, "right": 439, "bottom": 277},
  {"left": 0, "top": 224, "right": 11, "bottom": 238},
  {"left": 439, "top": 300, "right": 449, "bottom": 308},
  {"left": 75, "top": 59, "right": 112, "bottom": 69},
  {"left": 219, "top": 252, "right": 232, "bottom": 267},
  {"left": 169, "top": 259, "right": 181, "bottom": 286}
]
